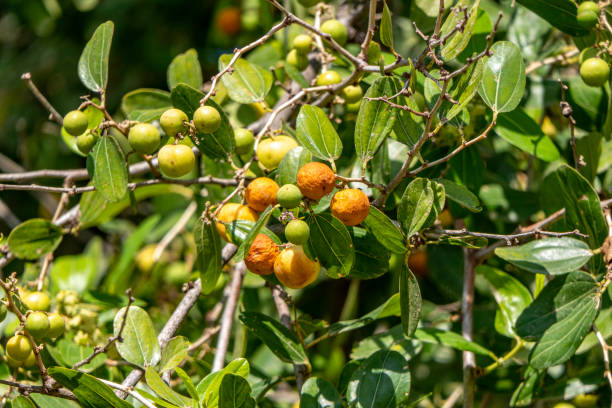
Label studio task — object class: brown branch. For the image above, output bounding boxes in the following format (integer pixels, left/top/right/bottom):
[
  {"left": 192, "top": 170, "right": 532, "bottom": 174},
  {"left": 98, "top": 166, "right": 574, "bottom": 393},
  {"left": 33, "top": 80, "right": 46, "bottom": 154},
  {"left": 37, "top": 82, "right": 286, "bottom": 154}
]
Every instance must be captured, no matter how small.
[
  {"left": 0, "top": 379, "right": 76, "bottom": 401},
  {"left": 525, "top": 47, "right": 579, "bottom": 74},
  {"left": 21, "top": 73, "right": 63, "bottom": 125},
  {"left": 559, "top": 80, "right": 582, "bottom": 169},
  {"left": 462, "top": 249, "right": 476, "bottom": 408},
  {"left": 424, "top": 227, "right": 588, "bottom": 244}
]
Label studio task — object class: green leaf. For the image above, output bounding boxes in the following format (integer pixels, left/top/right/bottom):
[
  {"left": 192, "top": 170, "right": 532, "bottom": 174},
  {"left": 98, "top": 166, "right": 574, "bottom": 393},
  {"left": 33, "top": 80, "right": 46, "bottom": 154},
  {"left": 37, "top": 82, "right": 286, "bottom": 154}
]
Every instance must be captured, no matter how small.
[
  {"left": 515, "top": 0, "right": 588, "bottom": 36},
  {"left": 167, "top": 48, "right": 203, "bottom": 90},
  {"left": 414, "top": 328, "right": 494, "bottom": 357},
  {"left": 284, "top": 63, "right": 309, "bottom": 88},
  {"left": 351, "top": 325, "right": 422, "bottom": 360},
  {"left": 78, "top": 21, "right": 114, "bottom": 93},
  {"left": 347, "top": 349, "right": 411, "bottom": 408},
  {"left": 363, "top": 206, "right": 406, "bottom": 254},
  {"left": 158, "top": 336, "right": 189, "bottom": 372},
  {"left": 350, "top": 227, "right": 389, "bottom": 280},
  {"left": 510, "top": 368, "right": 542, "bottom": 407},
  {"left": 114, "top": 305, "right": 161, "bottom": 367},
  {"left": 12, "top": 396, "right": 37, "bottom": 408},
  {"left": 91, "top": 136, "right": 128, "bottom": 203},
  {"left": 328, "top": 294, "right": 400, "bottom": 336},
  {"left": 478, "top": 265, "right": 532, "bottom": 338},
  {"left": 392, "top": 94, "right": 424, "bottom": 148},
  {"left": 194, "top": 217, "right": 223, "bottom": 294},
  {"left": 46, "top": 338, "right": 107, "bottom": 372},
  {"left": 50, "top": 247, "right": 99, "bottom": 295},
  {"left": 495, "top": 237, "right": 592, "bottom": 275},
  {"left": 121, "top": 88, "right": 171, "bottom": 122},
  {"left": 174, "top": 367, "right": 199, "bottom": 402},
  {"left": 440, "top": 0, "right": 480, "bottom": 60},
  {"left": 478, "top": 41, "right": 526, "bottom": 113},
  {"left": 8, "top": 218, "right": 63, "bottom": 260},
  {"left": 145, "top": 366, "right": 192, "bottom": 407},
  {"left": 400, "top": 264, "right": 421, "bottom": 337},
  {"left": 218, "top": 374, "right": 253, "bottom": 408},
  {"left": 355, "top": 76, "right": 400, "bottom": 165},
  {"left": 235, "top": 205, "right": 275, "bottom": 262},
  {"left": 440, "top": 59, "right": 484, "bottom": 121},
  {"left": 306, "top": 213, "right": 355, "bottom": 278},
  {"left": 30, "top": 394, "right": 80, "bottom": 408},
  {"left": 277, "top": 147, "right": 312, "bottom": 186},
  {"left": 218, "top": 54, "right": 273, "bottom": 104},
  {"left": 397, "top": 178, "right": 444, "bottom": 235},
  {"left": 295, "top": 105, "right": 342, "bottom": 162},
  {"left": 197, "top": 359, "right": 249, "bottom": 405},
  {"left": 225, "top": 220, "right": 280, "bottom": 246},
  {"left": 239, "top": 312, "right": 308, "bottom": 364},
  {"left": 494, "top": 108, "right": 560, "bottom": 162},
  {"left": 48, "top": 367, "right": 133, "bottom": 408},
  {"left": 380, "top": 1, "right": 394, "bottom": 51},
  {"left": 436, "top": 178, "right": 481, "bottom": 212},
  {"left": 300, "top": 377, "right": 343, "bottom": 408},
  {"left": 576, "top": 132, "right": 602, "bottom": 183}
]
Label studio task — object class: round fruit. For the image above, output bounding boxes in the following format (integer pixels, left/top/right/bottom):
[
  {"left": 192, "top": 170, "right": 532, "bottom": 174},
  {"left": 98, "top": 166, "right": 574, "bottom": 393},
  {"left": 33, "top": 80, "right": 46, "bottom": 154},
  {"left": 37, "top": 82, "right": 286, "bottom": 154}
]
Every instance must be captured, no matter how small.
[
  {"left": 297, "top": 162, "right": 336, "bottom": 200},
  {"left": 194, "top": 106, "right": 222, "bottom": 134},
  {"left": 367, "top": 41, "right": 382, "bottom": 64},
  {"left": 63, "top": 110, "right": 88, "bottom": 136},
  {"left": 274, "top": 245, "right": 320, "bottom": 289},
  {"left": 285, "top": 220, "right": 310, "bottom": 245},
  {"left": 573, "top": 394, "right": 598, "bottom": 408},
  {"left": 25, "top": 312, "right": 49, "bottom": 339},
  {"left": 24, "top": 351, "right": 36, "bottom": 368},
  {"left": 346, "top": 100, "right": 361, "bottom": 113},
  {"left": 277, "top": 184, "right": 303, "bottom": 209},
  {"left": 160, "top": 108, "right": 188, "bottom": 137},
  {"left": 6, "top": 355, "right": 22, "bottom": 368},
  {"left": 129, "top": 123, "right": 161, "bottom": 154},
  {"left": 553, "top": 403, "right": 576, "bottom": 408},
  {"left": 578, "top": 1, "right": 600, "bottom": 14},
  {"left": 256, "top": 135, "right": 299, "bottom": 170},
  {"left": 136, "top": 244, "right": 157, "bottom": 273},
  {"left": 6, "top": 335, "right": 32, "bottom": 361},
  {"left": 158, "top": 144, "right": 195, "bottom": 177},
  {"left": 46, "top": 313, "right": 65, "bottom": 339},
  {"left": 76, "top": 131, "right": 98, "bottom": 154},
  {"left": 245, "top": 177, "right": 279, "bottom": 212},
  {"left": 244, "top": 234, "right": 279, "bottom": 276},
  {"left": 216, "top": 7, "right": 242, "bottom": 36},
  {"left": 409, "top": 250, "right": 428, "bottom": 278},
  {"left": 22, "top": 292, "right": 50, "bottom": 311},
  {"left": 320, "top": 19, "right": 348, "bottom": 46},
  {"left": 293, "top": 34, "right": 313, "bottom": 55},
  {"left": 580, "top": 57, "right": 610, "bottom": 86},
  {"left": 216, "top": 203, "right": 260, "bottom": 241},
  {"left": 330, "top": 188, "right": 370, "bottom": 226},
  {"left": 234, "top": 128, "right": 255, "bottom": 155},
  {"left": 297, "top": 0, "right": 319, "bottom": 7},
  {"left": 0, "top": 302, "right": 6, "bottom": 323},
  {"left": 577, "top": 10, "right": 599, "bottom": 28},
  {"left": 316, "top": 70, "right": 342, "bottom": 86},
  {"left": 286, "top": 49, "right": 309, "bottom": 71},
  {"left": 342, "top": 85, "right": 363, "bottom": 103}
]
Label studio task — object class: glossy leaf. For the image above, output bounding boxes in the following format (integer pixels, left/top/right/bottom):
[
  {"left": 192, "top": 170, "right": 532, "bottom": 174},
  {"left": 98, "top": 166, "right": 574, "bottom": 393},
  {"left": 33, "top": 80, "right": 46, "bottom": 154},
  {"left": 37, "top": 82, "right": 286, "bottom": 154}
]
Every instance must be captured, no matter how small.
[
  {"left": 197, "top": 359, "right": 249, "bottom": 405},
  {"left": 414, "top": 328, "right": 494, "bottom": 357},
  {"left": 8, "top": 218, "right": 62, "bottom": 260},
  {"left": 277, "top": 147, "right": 312, "bottom": 186},
  {"left": 218, "top": 54, "right": 273, "bottom": 104},
  {"left": 234, "top": 205, "right": 275, "bottom": 261},
  {"left": 328, "top": 294, "right": 400, "bottom": 336},
  {"left": 158, "top": 336, "right": 189, "bottom": 372},
  {"left": 400, "top": 264, "right": 421, "bottom": 337},
  {"left": 194, "top": 217, "right": 223, "bottom": 294},
  {"left": 48, "top": 367, "right": 132, "bottom": 408},
  {"left": 30, "top": 394, "right": 80, "bottom": 408},
  {"left": 91, "top": 136, "right": 128, "bottom": 203},
  {"left": 301, "top": 377, "right": 343, "bottom": 408},
  {"left": 121, "top": 88, "right": 171, "bottom": 122},
  {"left": 441, "top": 59, "right": 484, "bottom": 121},
  {"left": 515, "top": 0, "right": 588, "bottom": 36},
  {"left": 350, "top": 227, "right": 389, "bottom": 280},
  {"left": 218, "top": 374, "right": 252, "bottom": 408},
  {"left": 478, "top": 41, "right": 526, "bottom": 113},
  {"left": 239, "top": 312, "right": 308, "bottom": 364},
  {"left": 392, "top": 94, "right": 423, "bottom": 148},
  {"left": 363, "top": 206, "right": 406, "bottom": 254},
  {"left": 78, "top": 21, "right": 113, "bottom": 93},
  {"left": 380, "top": 1, "right": 394, "bottom": 51},
  {"left": 440, "top": 0, "right": 480, "bottom": 60},
  {"left": 495, "top": 237, "right": 592, "bottom": 275},
  {"left": 436, "top": 178, "right": 481, "bottom": 212},
  {"left": 295, "top": 105, "right": 342, "bottom": 162},
  {"left": 167, "top": 48, "right": 203, "bottom": 90},
  {"left": 398, "top": 178, "right": 444, "bottom": 235},
  {"left": 306, "top": 213, "right": 355, "bottom": 278},
  {"left": 114, "top": 305, "right": 161, "bottom": 367}
]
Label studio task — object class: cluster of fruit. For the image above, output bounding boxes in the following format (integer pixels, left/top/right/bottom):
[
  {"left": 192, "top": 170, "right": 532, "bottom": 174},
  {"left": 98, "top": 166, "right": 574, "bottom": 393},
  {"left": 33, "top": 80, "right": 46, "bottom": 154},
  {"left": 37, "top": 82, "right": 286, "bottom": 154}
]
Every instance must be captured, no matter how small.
[
  {"left": 577, "top": 2, "right": 610, "bottom": 87},
  {"left": 56, "top": 290, "right": 104, "bottom": 347},
  {"left": 4, "top": 291, "right": 65, "bottom": 369},
  {"left": 217, "top": 160, "right": 369, "bottom": 289}
]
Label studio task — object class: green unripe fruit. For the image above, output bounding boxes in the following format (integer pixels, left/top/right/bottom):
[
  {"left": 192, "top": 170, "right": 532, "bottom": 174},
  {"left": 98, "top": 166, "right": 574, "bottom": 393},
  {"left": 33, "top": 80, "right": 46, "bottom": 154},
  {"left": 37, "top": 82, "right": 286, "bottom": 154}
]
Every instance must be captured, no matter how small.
[
  {"left": 342, "top": 85, "right": 363, "bottom": 103},
  {"left": 580, "top": 57, "right": 610, "bottom": 86},
  {"left": 366, "top": 41, "right": 381, "bottom": 64},
  {"left": 160, "top": 108, "right": 188, "bottom": 137},
  {"left": 297, "top": 0, "right": 319, "bottom": 6},
  {"left": 412, "top": 92, "right": 426, "bottom": 112},
  {"left": 128, "top": 123, "right": 161, "bottom": 154},
  {"left": 46, "top": 313, "right": 65, "bottom": 339},
  {"left": 76, "top": 131, "right": 98, "bottom": 154},
  {"left": 286, "top": 49, "right": 309, "bottom": 71},
  {"left": 579, "top": 47, "right": 598, "bottom": 64},
  {"left": 158, "top": 144, "right": 196, "bottom": 178},
  {"left": 234, "top": 128, "right": 254, "bottom": 155},
  {"left": 316, "top": 70, "right": 342, "bottom": 86},
  {"left": 293, "top": 34, "right": 313, "bottom": 55},
  {"left": 577, "top": 10, "right": 599, "bottom": 28},
  {"left": 0, "top": 302, "right": 7, "bottom": 323},
  {"left": 573, "top": 394, "right": 598, "bottom": 408},
  {"left": 6, "top": 335, "right": 32, "bottom": 361},
  {"left": 25, "top": 312, "right": 49, "bottom": 339},
  {"left": 22, "top": 292, "right": 50, "bottom": 312},
  {"left": 277, "top": 184, "right": 303, "bottom": 209},
  {"left": 6, "top": 355, "right": 22, "bottom": 368},
  {"left": 24, "top": 351, "right": 36, "bottom": 368},
  {"left": 553, "top": 403, "right": 576, "bottom": 408},
  {"left": 193, "top": 106, "right": 222, "bottom": 134},
  {"left": 346, "top": 100, "right": 361, "bottom": 113},
  {"left": 164, "top": 262, "right": 190, "bottom": 285},
  {"left": 285, "top": 219, "right": 310, "bottom": 245},
  {"left": 63, "top": 110, "right": 88, "bottom": 136},
  {"left": 320, "top": 19, "right": 348, "bottom": 46},
  {"left": 578, "top": 1, "right": 600, "bottom": 14}
]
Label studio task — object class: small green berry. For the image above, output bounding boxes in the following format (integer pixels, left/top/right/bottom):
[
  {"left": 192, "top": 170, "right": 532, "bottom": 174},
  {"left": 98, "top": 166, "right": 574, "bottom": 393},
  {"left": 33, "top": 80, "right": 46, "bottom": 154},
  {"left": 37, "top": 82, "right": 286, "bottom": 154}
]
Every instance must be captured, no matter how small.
[
  {"left": 577, "top": 2, "right": 600, "bottom": 29},
  {"left": 25, "top": 312, "right": 49, "bottom": 339},
  {"left": 580, "top": 57, "right": 610, "bottom": 87},
  {"left": 0, "top": 302, "right": 8, "bottom": 323},
  {"left": 6, "top": 335, "right": 32, "bottom": 361},
  {"left": 277, "top": 184, "right": 303, "bottom": 209},
  {"left": 316, "top": 70, "right": 342, "bottom": 86},
  {"left": 342, "top": 85, "right": 363, "bottom": 103},
  {"left": 46, "top": 313, "right": 65, "bottom": 339},
  {"left": 293, "top": 34, "right": 313, "bottom": 55},
  {"left": 24, "top": 351, "right": 36, "bottom": 368},
  {"left": 158, "top": 144, "right": 196, "bottom": 178},
  {"left": 366, "top": 41, "right": 382, "bottom": 64},
  {"left": 234, "top": 128, "right": 254, "bottom": 155},
  {"left": 285, "top": 219, "right": 310, "bottom": 245},
  {"left": 194, "top": 106, "right": 222, "bottom": 134},
  {"left": 129, "top": 123, "right": 161, "bottom": 154},
  {"left": 160, "top": 108, "right": 188, "bottom": 137},
  {"left": 76, "top": 131, "right": 98, "bottom": 154},
  {"left": 320, "top": 19, "right": 348, "bottom": 46},
  {"left": 63, "top": 110, "right": 88, "bottom": 136},
  {"left": 286, "top": 49, "right": 309, "bottom": 71},
  {"left": 22, "top": 292, "right": 50, "bottom": 312}
]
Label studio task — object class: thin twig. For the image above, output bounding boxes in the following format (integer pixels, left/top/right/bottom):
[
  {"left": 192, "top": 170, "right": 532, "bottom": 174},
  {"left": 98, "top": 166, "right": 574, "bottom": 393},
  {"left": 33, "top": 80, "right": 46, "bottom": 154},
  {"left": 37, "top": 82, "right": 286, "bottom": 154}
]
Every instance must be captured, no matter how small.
[
  {"left": 21, "top": 73, "right": 63, "bottom": 125},
  {"left": 462, "top": 249, "right": 476, "bottom": 408}
]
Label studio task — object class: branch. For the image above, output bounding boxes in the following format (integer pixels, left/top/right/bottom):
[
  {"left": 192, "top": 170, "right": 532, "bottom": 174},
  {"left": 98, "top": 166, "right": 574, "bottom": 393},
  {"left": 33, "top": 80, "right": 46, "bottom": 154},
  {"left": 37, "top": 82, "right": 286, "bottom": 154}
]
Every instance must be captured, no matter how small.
[
  {"left": 0, "top": 379, "right": 76, "bottom": 401},
  {"left": 525, "top": 47, "right": 579, "bottom": 74},
  {"left": 21, "top": 73, "right": 63, "bottom": 125},
  {"left": 461, "top": 249, "right": 476, "bottom": 408},
  {"left": 424, "top": 227, "right": 588, "bottom": 244}
]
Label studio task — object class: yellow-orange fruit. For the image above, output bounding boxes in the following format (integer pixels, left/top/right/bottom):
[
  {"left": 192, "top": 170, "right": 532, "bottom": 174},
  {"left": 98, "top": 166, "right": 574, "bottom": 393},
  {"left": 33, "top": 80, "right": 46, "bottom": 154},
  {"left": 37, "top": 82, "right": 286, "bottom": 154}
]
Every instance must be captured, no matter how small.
[
  {"left": 274, "top": 245, "right": 320, "bottom": 289},
  {"left": 245, "top": 177, "right": 279, "bottom": 212},
  {"left": 409, "top": 250, "right": 428, "bottom": 278},
  {"left": 296, "top": 162, "right": 336, "bottom": 200},
  {"left": 244, "top": 234, "right": 279, "bottom": 275},
  {"left": 330, "top": 189, "right": 370, "bottom": 226},
  {"left": 216, "top": 7, "right": 242, "bottom": 36},
  {"left": 216, "top": 203, "right": 259, "bottom": 241}
]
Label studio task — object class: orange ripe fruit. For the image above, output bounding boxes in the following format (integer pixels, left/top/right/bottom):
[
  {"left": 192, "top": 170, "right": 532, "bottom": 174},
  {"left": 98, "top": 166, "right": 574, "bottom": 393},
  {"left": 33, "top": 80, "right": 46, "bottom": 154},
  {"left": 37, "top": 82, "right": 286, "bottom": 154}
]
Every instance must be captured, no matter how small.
[
  {"left": 330, "top": 189, "right": 370, "bottom": 226},
  {"left": 408, "top": 250, "right": 428, "bottom": 278},
  {"left": 296, "top": 162, "right": 336, "bottom": 200},
  {"left": 244, "top": 234, "right": 279, "bottom": 275},
  {"left": 274, "top": 245, "right": 320, "bottom": 289},
  {"left": 216, "top": 7, "right": 242, "bottom": 36},
  {"left": 216, "top": 203, "right": 259, "bottom": 241},
  {"left": 245, "top": 177, "right": 279, "bottom": 212}
]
